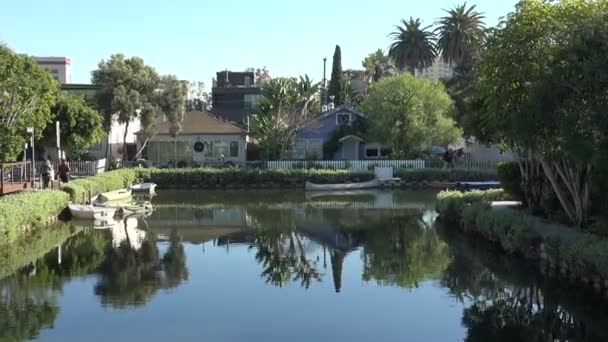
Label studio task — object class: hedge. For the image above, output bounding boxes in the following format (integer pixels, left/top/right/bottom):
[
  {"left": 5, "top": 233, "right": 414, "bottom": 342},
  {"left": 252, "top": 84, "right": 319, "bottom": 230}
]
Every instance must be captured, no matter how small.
[
  {"left": 63, "top": 169, "right": 139, "bottom": 203},
  {"left": 0, "top": 190, "right": 69, "bottom": 244},
  {"left": 0, "top": 222, "right": 79, "bottom": 280},
  {"left": 136, "top": 168, "right": 374, "bottom": 189},
  {"left": 396, "top": 168, "right": 497, "bottom": 183},
  {"left": 436, "top": 189, "right": 507, "bottom": 224},
  {"left": 437, "top": 189, "right": 608, "bottom": 289}
]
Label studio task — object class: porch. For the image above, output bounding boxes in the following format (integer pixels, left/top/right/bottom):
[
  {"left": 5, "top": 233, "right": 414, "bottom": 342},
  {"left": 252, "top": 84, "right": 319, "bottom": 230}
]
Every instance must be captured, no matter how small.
[{"left": 0, "top": 162, "right": 33, "bottom": 195}]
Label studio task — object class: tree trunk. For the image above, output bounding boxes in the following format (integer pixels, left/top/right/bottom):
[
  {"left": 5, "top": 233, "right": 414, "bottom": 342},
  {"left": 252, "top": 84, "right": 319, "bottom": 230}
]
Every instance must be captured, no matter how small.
[
  {"left": 122, "top": 120, "right": 130, "bottom": 161},
  {"left": 134, "top": 137, "right": 150, "bottom": 159},
  {"left": 407, "top": 65, "right": 416, "bottom": 75},
  {"left": 537, "top": 155, "right": 591, "bottom": 227}
]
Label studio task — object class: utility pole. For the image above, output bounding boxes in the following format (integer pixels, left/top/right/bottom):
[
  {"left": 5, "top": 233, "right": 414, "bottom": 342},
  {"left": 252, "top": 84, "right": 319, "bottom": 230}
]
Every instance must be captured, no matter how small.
[{"left": 322, "top": 57, "right": 328, "bottom": 106}]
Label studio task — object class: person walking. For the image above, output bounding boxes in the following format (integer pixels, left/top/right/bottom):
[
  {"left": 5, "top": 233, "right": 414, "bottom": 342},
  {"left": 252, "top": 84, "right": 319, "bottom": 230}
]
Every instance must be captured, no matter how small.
[
  {"left": 40, "top": 159, "right": 54, "bottom": 189},
  {"left": 56, "top": 159, "right": 71, "bottom": 184}
]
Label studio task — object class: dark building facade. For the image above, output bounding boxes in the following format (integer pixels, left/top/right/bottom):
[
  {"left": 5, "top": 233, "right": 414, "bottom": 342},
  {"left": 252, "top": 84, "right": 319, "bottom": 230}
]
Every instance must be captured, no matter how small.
[{"left": 211, "top": 70, "right": 262, "bottom": 125}]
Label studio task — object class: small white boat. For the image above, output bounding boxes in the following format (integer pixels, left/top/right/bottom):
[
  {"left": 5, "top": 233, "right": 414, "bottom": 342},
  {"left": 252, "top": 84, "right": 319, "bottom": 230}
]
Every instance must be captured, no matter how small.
[
  {"left": 305, "top": 179, "right": 381, "bottom": 191},
  {"left": 120, "top": 201, "right": 154, "bottom": 215},
  {"left": 95, "top": 189, "right": 132, "bottom": 203},
  {"left": 131, "top": 183, "right": 157, "bottom": 194},
  {"left": 69, "top": 204, "right": 117, "bottom": 220}
]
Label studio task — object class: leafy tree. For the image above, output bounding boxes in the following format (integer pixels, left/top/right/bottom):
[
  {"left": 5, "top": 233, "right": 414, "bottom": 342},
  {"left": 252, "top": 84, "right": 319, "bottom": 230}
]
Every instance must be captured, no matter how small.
[
  {"left": 328, "top": 45, "right": 345, "bottom": 106},
  {"left": 362, "top": 49, "right": 395, "bottom": 82},
  {"left": 361, "top": 74, "right": 461, "bottom": 157},
  {"left": 435, "top": 2, "right": 485, "bottom": 71},
  {"left": 388, "top": 18, "right": 437, "bottom": 75},
  {"left": 155, "top": 75, "right": 188, "bottom": 137},
  {"left": 254, "top": 66, "right": 271, "bottom": 86},
  {"left": 41, "top": 94, "right": 104, "bottom": 155},
  {"left": 251, "top": 76, "right": 320, "bottom": 159},
  {"left": 92, "top": 54, "right": 160, "bottom": 160},
  {"left": 186, "top": 81, "right": 211, "bottom": 112},
  {"left": 0, "top": 45, "right": 59, "bottom": 160},
  {"left": 472, "top": 0, "right": 608, "bottom": 226}
]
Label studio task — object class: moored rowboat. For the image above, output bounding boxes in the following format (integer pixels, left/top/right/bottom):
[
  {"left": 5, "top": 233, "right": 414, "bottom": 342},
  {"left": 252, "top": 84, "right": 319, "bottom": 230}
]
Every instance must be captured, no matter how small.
[
  {"left": 305, "top": 179, "right": 381, "bottom": 191},
  {"left": 69, "top": 204, "right": 117, "bottom": 220},
  {"left": 96, "top": 189, "right": 132, "bottom": 203},
  {"left": 131, "top": 183, "right": 157, "bottom": 194}
]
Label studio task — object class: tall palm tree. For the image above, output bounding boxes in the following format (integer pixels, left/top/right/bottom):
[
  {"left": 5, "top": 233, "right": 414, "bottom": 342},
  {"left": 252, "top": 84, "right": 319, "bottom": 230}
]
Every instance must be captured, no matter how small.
[
  {"left": 435, "top": 2, "right": 485, "bottom": 69},
  {"left": 388, "top": 17, "right": 437, "bottom": 75}
]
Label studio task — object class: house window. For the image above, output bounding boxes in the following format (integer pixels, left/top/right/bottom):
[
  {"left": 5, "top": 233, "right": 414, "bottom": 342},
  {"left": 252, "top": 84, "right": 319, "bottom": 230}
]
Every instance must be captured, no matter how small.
[
  {"left": 229, "top": 141, "right": 239, "bottom": 157},
  {"left": 293, "top": 139, "right": 306, "bottom": 159},
  {"left": 365, "top": 147, "right": 379, "bottom": 158},
  {"left": 306, "top": 140, "right": 323, "bottom": 159},
  {"left": 213, "top": 141, "right": 230, "bottom": 158},
  {"left": 176, "top": 141, "right": 193, "bottom": 161},
  {"left": 204, "top": 141, "right": 214, "bottom": 157},
  {"left": 336, "top": 113, "right": 351, "bottom": 125}
]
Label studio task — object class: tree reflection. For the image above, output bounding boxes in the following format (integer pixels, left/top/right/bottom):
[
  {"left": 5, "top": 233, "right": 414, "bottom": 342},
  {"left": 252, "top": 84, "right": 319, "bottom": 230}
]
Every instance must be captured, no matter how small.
[
  {"left": 360, "top": 215, "right": 452, "bottom": 288},
  {"left": 94, "top": 229, "right": 188, "bottom": 308},
  {"left": 0, "top": 265, "right": 60, "bottom": 341},
  {"left": 438, "top": 225, "right": 608, "bottom": 342},
  {"left": 249, "top": 209, "right": 322, "bottom": 289}
]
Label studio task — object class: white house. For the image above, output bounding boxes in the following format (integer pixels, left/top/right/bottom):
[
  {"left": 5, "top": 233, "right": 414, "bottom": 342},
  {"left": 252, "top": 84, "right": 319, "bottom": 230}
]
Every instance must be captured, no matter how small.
[{"left": 138, "top": 111, "right": 248, "bottom": 166}]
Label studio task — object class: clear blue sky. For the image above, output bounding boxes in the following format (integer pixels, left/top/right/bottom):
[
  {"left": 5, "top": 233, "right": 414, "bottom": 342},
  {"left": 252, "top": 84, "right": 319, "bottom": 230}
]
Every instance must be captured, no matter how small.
[{"left": 1, "top": 0, "right": 518, "bottom": 89}]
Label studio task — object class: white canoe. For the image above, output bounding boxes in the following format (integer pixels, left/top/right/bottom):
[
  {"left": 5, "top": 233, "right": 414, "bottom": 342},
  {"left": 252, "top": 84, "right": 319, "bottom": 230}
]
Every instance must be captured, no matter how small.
[
  {"left": 305, "top": 179, "right": 381, "bottom": 191},
  {"left": 69, "top": 204, "right": 117, "bottom": 220},
  {"left": 96, "top": 189, "right": 132, "bottom": 203},
  {"left": 132, "top": 183, "right": 157, "bottom": 194}
]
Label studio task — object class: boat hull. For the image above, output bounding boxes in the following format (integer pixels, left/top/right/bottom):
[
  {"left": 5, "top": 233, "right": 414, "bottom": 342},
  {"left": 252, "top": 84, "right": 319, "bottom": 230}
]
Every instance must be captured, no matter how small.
[
  {"left": 132, "top": 183, "right": 157, "bottom": 194},
  {"left": 96, "top": 189, "right": 132, "bottom": 203},
  {"left": 69, "top": 205, "right": 116, "bottom": 220},
  {"left": 305, "top": 179, "right": 381, "bottom": 191}
]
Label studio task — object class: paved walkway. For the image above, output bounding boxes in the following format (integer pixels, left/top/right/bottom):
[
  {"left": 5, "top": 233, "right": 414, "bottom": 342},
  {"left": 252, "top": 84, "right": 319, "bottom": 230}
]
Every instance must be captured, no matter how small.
[{"left": 491, "top": 201, "right": 587, "bottom": 242}]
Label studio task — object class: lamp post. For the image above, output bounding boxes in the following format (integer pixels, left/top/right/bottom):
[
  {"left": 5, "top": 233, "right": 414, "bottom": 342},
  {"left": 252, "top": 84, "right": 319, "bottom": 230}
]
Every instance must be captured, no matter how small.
[{"left": 26, "top": 127, "right": 35, "bottom": 187}]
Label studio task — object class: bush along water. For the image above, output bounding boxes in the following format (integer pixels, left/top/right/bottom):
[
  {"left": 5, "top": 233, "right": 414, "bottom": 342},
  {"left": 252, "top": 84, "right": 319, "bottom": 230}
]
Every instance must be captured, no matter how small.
[
  {"left": 62, "top": 169, "right": 139, "bottom": 203},
  {"left": 136, "top": 168, "right": 374, "bottom": 189},
  {"left": 0, "top": 190, "right": 69, "bottom": 244},
  {"left": 437, "top": 189, "right": 608, "bottom": 295}
]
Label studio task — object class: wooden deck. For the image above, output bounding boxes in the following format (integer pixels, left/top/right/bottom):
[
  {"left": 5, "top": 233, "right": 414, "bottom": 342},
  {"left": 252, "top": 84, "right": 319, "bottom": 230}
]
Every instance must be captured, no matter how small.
[{"left": 0, "top": 162, "right": 33, "bottom": 195}]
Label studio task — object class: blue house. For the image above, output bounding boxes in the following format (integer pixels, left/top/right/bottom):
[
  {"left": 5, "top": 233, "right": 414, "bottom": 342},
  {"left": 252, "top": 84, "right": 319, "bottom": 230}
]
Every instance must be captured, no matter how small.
[{"left": 293, "top": 105, "right": 391, "bottom": 160}]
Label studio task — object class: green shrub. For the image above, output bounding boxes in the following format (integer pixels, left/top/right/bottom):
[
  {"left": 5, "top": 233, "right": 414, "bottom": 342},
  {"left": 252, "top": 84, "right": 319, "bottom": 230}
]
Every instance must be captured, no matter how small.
[
  {"left": 544, "top": 235, "right": 608, "bottom": 280},
  {"left": 136, "top": 168, "right": 374, "bottom": 189},
  {"left": 0, "top": 190, "right": 69, "bottom": 244},
  {"left": 497, "top": 161, "right": 523, "bottom": 200},
  {"left": 63, "top": 169, "right": 139, "bottom": 203},
  {"left": 437, "top": 189, "right": 539, "bottom": 256},
  {"left": 397, "top": 168, "right": 497, "bottom": 183}
]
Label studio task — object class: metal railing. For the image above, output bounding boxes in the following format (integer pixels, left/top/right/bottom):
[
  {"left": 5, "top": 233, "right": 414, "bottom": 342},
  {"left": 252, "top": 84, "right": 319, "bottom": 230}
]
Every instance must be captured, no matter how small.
[{"left": 35, "top": 159, "right": 106, "bottom": 177}]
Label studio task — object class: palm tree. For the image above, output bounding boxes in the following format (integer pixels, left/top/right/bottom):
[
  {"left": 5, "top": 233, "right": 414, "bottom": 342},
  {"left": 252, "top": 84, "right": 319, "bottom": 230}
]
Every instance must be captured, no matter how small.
[
  {"left": 435, "top": 2, "right": 485, "bottom": 70},
  {"left": 388, "top": 17, "right": 437, "bottom": 75}
]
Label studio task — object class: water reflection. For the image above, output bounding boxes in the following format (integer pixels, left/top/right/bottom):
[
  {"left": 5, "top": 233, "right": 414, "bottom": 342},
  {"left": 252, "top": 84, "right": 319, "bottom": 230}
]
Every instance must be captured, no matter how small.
[{"left": 0, "top": 190, "right": 607, "bottom": 341}]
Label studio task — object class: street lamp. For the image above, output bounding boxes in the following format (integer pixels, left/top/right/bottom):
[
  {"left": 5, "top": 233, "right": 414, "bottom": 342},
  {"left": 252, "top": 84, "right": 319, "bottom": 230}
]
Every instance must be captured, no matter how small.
[{"left": 26, "top": 127, "right": 35, "bottom": 187}]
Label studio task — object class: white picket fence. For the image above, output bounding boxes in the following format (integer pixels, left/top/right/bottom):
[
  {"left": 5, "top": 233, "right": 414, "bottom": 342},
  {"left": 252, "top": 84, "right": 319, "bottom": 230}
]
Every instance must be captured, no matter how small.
[
  {"left": 36, "top": 159, "right": 106, "bottom": 177},
  {"left": 265, "top": 160, "right": 426, "bottom": 171}
]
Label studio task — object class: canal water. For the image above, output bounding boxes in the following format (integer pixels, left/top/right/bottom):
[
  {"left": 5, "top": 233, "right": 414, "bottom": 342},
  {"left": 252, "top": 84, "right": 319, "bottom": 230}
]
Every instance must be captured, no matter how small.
[{"left": 1, "top": 190, "right": 607, "bottom": 341}]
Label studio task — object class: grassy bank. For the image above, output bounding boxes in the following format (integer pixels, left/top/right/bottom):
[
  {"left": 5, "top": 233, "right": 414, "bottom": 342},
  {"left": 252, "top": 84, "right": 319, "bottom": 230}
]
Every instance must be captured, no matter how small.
[
  {"left": 436, "top": 189, "right": 608, "bottom": 292},
  {"left": 0, "top": 222, "right": 80, "bottom": 280},
  {"left": 0, "top": 190, "right": 69, "bottom": 244}
]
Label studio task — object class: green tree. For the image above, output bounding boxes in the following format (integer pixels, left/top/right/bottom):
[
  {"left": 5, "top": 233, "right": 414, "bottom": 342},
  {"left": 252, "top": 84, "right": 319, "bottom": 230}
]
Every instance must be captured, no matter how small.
[
  {"left": 251, "top": 76, "right": 321, "bottom": 159},
  {"left": 328, "top": 45, "right": 344, "bottom": 106},
  {"left": 388, "top": 18, "right": 437, "bottom": 75},
  {"left": 472, "top": 0, "right": 608, "bottom": 226},
  {"left": 42, "top": 94, "right": 104, "bottom": 156},
  {"left": 362, "top": 49, "right": 395, "bottom": 82},
  {"left": 435, "top": 2, "right": 485, "bottom": 71},
  {"left": 361, "top": 74, "right": 461, "bottom": 157},
  {"left": 0, "top": 45, "right": 59, "bottom": 160},
  {"left": 92, "top": 54, "right": 160, "bottom": 160}
]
